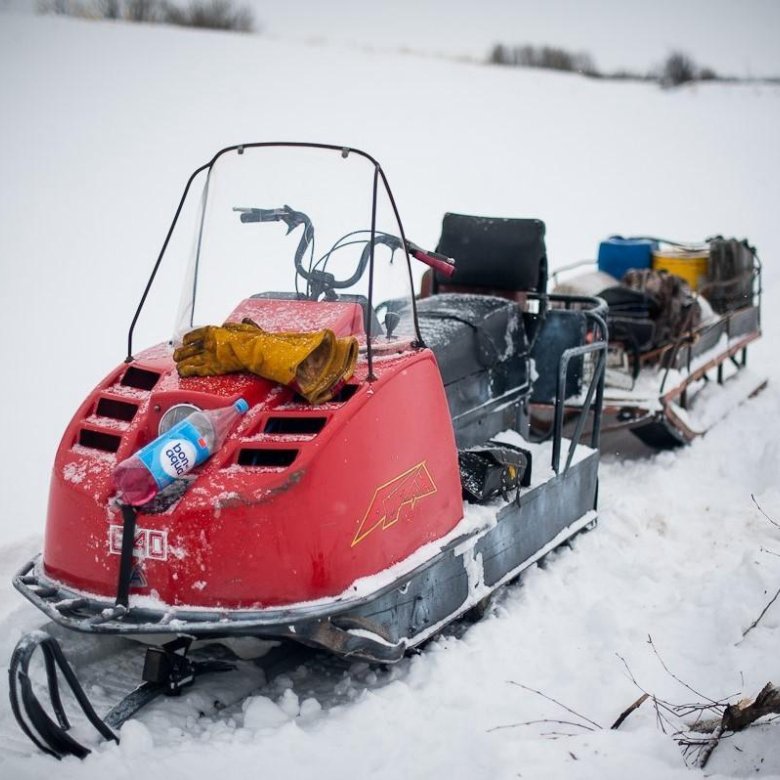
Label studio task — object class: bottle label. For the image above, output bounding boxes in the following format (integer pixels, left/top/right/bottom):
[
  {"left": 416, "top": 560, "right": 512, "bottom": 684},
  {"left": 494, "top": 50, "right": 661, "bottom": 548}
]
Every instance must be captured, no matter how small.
[{"left": 137, "top": 419, "right": 212, "bottom": 491}]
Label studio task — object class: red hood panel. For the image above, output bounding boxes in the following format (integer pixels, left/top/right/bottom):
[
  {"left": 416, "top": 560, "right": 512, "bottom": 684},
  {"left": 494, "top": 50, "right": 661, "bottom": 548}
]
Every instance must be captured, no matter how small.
[{"left": 42, "top": 340, "right": 462, "bottom": 609}]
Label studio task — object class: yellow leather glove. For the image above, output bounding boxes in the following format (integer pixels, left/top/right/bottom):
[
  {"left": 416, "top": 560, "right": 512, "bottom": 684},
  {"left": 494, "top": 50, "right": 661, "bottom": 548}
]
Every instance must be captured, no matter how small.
[
  {"left": 173, "top": 323, "right": 260, "bottom": 376},
  {"left": 295, "top": 333, "right": 359, "bottom": 404},
  {"left": 174, "top": 320, "right": 358, "bottom": 404}
]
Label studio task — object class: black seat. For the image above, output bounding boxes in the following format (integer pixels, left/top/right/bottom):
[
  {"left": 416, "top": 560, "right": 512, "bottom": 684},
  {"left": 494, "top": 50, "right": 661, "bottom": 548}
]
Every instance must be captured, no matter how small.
[
  {"left": 432, "top": 213, "right": 548, "bottom": 296},
  {"left": 416, "top": 294, "right": 527, "bottom": 386}
]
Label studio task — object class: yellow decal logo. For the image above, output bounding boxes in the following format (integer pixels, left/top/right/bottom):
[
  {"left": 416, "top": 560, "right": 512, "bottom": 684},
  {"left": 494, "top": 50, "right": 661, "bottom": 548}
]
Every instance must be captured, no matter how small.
[{"left": 352, "top": 462, "right": 437, "bottom": 547}]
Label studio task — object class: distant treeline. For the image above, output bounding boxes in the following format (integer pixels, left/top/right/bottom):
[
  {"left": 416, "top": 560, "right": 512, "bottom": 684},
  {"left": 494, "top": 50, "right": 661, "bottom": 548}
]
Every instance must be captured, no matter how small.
[
  {"left": 38, "top": 0, "right": 255, "bottom": 32},
  {"left": 488, "top": 44, "right": 777, "bottom": 88}
]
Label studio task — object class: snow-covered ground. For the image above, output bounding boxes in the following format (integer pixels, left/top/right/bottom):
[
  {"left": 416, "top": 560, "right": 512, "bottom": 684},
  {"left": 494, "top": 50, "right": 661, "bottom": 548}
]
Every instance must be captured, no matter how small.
[
  {"left": 6, "top": 0, "right": 780, "bottom": 76},
  {"left": 1, "top": 11, "right": 779, "bottom": 779}
]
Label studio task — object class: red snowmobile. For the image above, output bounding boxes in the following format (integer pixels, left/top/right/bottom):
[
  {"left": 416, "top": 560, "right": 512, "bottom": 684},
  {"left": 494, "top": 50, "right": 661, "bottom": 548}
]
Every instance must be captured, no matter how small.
[{"left": 10, "top": 143, "right": 606, "bottom": 758}]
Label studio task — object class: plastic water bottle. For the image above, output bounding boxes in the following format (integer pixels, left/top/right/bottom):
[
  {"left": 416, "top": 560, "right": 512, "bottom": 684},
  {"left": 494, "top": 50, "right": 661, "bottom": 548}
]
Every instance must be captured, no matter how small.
[{"left": 113, "top": 398, "right": 249, "bottom": 506}]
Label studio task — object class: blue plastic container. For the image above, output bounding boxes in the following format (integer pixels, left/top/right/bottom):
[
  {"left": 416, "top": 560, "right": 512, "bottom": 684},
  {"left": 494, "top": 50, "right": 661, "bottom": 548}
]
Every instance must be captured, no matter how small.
[{"left": 597, "top": 237, "right": 656, "bottom": 280}]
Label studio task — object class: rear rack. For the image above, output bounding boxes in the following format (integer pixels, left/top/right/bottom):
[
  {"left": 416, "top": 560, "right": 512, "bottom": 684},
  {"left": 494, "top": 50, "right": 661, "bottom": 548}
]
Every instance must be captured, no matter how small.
[{"left": 526, "top": 292, "right": 608, "bottom": 474}]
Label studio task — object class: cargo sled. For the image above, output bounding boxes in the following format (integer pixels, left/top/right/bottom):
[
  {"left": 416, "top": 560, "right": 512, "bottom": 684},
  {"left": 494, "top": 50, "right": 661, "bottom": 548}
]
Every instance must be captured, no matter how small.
[
  {"left": 9, "top": 144, "right": 606, "bottom": 758},
  {"left": 542, "top": 236, "right": 764, "bottom": 447}
]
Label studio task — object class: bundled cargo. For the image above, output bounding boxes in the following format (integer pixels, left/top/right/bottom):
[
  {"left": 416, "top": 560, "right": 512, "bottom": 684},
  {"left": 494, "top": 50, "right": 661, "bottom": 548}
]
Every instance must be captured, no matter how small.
[
  {"left": 550, "top": 234, "right": 764, "bottom": 446},
  {"left": 703, "top": 237, "right": 757, "bottom": 313},
  {"left": 597, "top": 236, "right": 655, "bottom": 278},
  {"left": 652, "top": 244, "right": 710, "bottom": 291}
]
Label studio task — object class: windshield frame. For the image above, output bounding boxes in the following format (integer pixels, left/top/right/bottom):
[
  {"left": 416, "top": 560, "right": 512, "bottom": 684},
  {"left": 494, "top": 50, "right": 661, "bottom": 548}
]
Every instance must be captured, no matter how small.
[{"left": 125, "top": 142, "right": 424, "bottom": 377}]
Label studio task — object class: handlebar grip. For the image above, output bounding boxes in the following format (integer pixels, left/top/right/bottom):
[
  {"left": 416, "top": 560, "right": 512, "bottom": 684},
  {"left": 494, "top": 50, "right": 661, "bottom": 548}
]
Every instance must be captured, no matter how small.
[
  {"left": 238, "top": 208, "right": 284, "bottom": 223},
  {"left": 408, "top": 245, "right": 456, "bottom": 277}
]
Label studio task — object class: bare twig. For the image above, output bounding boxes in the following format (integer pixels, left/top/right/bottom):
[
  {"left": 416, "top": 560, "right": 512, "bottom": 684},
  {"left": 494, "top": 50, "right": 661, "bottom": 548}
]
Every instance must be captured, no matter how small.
[
  {"left": 752, "top": 494, "right": 780, "bottom": 529},
  {"left": 611, "top": 693, "right": 649, "bottom": 729},
  {"left": 615, "top": 650, "right": 739, "bottom": 768},
  {"left": 488, "top": 718, "right": 595, "bottom": 734},
  {"left": 741, "top": 584, "right": 780, "bottom": 639},
  {"left": 507, "top": 681, "right": 603, "bottom": 730},
  {"left": 647, "top": 635, "right": 724, "bottom": 705},
  {"left": 615, "top": 653, "right": 647, "bottom": 692}
]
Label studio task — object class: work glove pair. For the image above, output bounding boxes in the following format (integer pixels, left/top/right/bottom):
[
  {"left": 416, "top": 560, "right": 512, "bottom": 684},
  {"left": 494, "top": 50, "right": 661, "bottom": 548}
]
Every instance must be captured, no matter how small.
[{"left": 173, "top": 319, "right": 359, "bottom": 404}]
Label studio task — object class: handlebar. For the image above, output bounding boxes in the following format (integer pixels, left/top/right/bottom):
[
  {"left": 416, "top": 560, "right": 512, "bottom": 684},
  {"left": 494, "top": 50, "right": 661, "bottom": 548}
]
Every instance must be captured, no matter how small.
[
  {"left": 234, "top": 205, "right": 314, "bottom": 282},
  {"left": 235, "top": 205, "right": 456, "bottom": 297}
]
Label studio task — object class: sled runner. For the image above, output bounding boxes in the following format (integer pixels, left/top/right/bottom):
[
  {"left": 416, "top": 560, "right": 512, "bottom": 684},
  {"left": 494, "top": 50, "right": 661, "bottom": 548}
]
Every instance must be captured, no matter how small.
[{"left": 10, "top": 144, "right": 606, "bottom": 757}]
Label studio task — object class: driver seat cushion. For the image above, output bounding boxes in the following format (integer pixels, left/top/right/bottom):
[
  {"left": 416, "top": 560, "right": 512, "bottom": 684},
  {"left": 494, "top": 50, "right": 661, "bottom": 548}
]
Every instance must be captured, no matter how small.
[
  {"left": 416, "top": 294, "right": 527, "bottom": 386},
  {"left": 430, "top": 213, "right": 548, "bottom": 298}
]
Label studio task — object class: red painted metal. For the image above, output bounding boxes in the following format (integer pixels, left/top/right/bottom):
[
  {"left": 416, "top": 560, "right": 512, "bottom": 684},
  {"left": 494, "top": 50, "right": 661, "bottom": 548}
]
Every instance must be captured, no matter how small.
[
  {"left": 227, "top": 298, "right": 366, "bottom": 338},
  {"left": 42, "top": 300, "right": 462, "bottom": 608}
]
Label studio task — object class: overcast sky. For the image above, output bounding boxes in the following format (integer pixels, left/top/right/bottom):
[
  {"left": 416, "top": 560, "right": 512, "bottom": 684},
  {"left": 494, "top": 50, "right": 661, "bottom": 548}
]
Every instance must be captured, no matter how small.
[{"left": 3, "top": 0, "right": 779, "bottom": 76}]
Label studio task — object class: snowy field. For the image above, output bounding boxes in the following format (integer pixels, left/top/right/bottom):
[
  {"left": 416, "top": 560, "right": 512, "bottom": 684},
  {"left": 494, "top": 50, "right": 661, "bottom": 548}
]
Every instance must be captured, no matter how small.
[{"left": 1, "top": 9, "right": 780, "bottom": 779}]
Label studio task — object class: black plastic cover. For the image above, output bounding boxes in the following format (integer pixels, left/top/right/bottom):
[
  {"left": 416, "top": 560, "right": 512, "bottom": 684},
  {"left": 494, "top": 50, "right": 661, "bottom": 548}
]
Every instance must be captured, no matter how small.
[
  {"left": 434, "top": 213, "right": 547, "bottom": 294},
  {"left": 417, "top": 294, "right": 527, "bottom": 386},
  {"left": 705, "top": 238, "right": 755, "bottom": 313},
  {"left": 529, "top": 309, "right": 587, "bottom": 403},
  {"left": 598, "top": 285, "right": 657, "bottom": 353}
]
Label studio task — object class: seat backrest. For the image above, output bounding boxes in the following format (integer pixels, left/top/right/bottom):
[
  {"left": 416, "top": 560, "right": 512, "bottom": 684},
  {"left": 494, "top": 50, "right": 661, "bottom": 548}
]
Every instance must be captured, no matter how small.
[{"left": 432, "top": 213, "right": 548, "bottom": 297}]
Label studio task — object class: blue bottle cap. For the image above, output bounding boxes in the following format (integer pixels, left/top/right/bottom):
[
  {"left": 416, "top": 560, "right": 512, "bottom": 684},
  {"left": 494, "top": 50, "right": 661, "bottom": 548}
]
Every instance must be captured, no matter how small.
[{"left": 234, "top": 398, "right": 249, "bottom": 414}]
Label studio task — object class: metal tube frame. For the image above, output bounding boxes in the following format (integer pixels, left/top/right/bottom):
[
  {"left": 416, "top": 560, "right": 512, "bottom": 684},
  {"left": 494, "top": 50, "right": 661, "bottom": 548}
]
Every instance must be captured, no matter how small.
[{"left": 125, "top": 142, "right": 424, "bottom": 364}]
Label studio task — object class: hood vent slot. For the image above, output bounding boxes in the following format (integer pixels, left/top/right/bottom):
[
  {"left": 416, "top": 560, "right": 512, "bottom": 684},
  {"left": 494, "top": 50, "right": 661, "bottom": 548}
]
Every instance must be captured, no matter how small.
[
  {"left": 237, "top": 449, "right": 298, "bottom": 468},
  {"left": 330, "top": 384, "right": 359, "bottom": 403},
  {"left": 96, "top": 397, "right": 138, "bottom": 422},
  {"left": 121, "top": 366, "right": 160, "bottom": 391},
  {"left": 264, "top": 417, "right": 327, "bottom": 435},
  {"left": 78, "top": 429, "right": 121, "bottom": 453}
]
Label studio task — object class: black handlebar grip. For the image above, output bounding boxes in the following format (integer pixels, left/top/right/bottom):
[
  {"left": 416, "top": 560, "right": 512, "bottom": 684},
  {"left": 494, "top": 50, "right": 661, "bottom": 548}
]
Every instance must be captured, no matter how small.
[{"left": 239, "top": 209, "right": 284, "bottom": 223}]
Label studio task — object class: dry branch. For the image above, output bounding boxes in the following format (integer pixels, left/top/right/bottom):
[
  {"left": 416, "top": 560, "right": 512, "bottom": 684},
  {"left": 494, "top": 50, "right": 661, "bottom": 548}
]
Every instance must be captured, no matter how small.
[
  {"left": 752, "top": 494, "right": 780, "bottom": 529},
  {"left": 722, "top": 683, "right": 780, "bottom": 731},
  {"left": 696, "top": 683, "right": 780, "bottom": 769},
  {"left": 647, "top": 635, "right": 723, "bottom": 705},
  {"left": 741, "top": 585, "right": 780, "bottom": 639},
  {"left": 611, "top": 693, "right": 649, "bottom": 729},
  {"left": 507, "top": 681, "right": 602, "bottom": 730}
]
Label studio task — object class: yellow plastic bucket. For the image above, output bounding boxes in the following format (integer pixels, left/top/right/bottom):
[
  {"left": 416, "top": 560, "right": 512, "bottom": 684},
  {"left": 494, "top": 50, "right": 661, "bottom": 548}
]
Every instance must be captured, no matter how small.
[{"left": 652, "top": 247, "right": 709, "bottom": 291}]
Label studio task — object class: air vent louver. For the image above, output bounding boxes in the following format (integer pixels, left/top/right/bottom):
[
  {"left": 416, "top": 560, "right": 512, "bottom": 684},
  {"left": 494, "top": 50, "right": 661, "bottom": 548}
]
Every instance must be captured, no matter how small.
[
  {"left": 78, "top": 429, "right": 122, "bottom": 453},
  {"left": 121, "top": 366, "right": 160, "bottom": 391},
  {"left": 330, "top": 384, "right": 359, "bottom": 403},
  {"left": 96, "top": 397, "right": 138, "bottom": 422},
  {"left": 264, "top": 417, "right": 327, "bottom": 435},
  {"left": 237, "top": 449, "right": 298, "bottom": 468}
]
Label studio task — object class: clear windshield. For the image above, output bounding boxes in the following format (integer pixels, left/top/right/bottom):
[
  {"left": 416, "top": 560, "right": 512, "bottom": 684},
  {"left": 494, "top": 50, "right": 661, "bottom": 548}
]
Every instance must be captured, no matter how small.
[{"left": 136, "top": 145, "right": 417, "bottom": 352}]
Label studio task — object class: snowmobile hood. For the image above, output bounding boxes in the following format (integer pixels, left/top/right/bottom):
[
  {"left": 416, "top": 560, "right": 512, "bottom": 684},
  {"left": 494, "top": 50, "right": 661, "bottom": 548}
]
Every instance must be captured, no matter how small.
[{"left": 42, "top": 318, "right": 463, "bottom": 610}]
